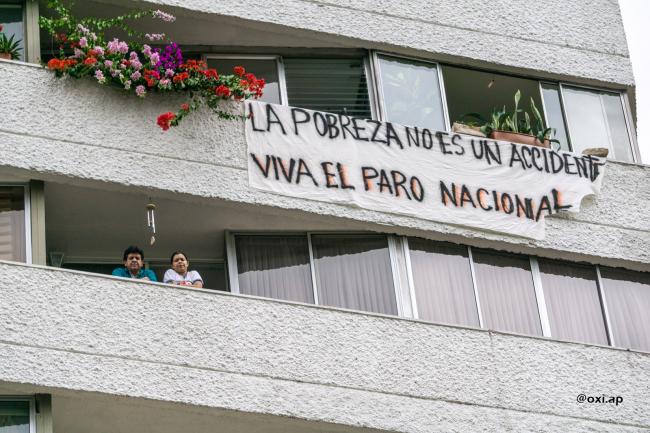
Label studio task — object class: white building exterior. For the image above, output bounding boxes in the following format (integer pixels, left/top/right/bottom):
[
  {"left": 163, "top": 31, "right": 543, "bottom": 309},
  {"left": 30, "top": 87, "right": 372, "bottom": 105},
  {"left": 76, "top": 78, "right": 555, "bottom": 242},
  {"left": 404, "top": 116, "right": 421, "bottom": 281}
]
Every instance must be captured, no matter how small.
[{"left": 0, "top": 1, "right": 649, "bottom": 432}]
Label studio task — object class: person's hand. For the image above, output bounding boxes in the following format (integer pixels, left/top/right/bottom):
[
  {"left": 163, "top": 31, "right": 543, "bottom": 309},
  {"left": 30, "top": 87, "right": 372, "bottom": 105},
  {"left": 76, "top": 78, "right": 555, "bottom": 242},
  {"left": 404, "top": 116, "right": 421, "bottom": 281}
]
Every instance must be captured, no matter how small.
[{"left": 141, "top": 276, "right": 151, "bottom": 281}]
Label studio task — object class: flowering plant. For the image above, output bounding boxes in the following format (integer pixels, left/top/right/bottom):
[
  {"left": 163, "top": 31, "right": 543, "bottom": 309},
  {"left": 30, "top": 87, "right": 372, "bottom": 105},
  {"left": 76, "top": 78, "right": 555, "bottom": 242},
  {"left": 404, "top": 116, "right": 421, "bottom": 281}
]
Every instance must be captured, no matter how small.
[
  {"left": 39, "top": 0, "right": 265, "bottom": 130},
  {"left": 0, "top": 23, "right": 22, "bottom": 60}
]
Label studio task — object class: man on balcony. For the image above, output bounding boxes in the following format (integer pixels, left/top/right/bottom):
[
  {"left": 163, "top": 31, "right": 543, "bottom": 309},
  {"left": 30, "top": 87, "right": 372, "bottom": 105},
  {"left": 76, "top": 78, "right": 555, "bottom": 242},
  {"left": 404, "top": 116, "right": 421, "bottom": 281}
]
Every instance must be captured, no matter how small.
[{"left": 111, "top": 246, "right": 157, "bottom": 281}]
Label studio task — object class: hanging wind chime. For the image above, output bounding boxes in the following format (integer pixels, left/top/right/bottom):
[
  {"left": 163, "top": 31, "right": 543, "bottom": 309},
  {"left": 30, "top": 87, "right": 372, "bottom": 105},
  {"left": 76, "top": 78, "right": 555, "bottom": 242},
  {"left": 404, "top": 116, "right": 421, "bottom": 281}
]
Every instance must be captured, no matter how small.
[{"left": 146, "top": 200, "right": 157, "bottom": 245}]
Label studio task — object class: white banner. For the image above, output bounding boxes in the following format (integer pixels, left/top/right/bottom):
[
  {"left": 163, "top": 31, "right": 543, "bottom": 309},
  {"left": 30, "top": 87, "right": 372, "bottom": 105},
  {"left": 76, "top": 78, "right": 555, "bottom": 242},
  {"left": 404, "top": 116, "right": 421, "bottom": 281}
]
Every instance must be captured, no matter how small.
[{"left": 245, "top": 101, "right": 606, "bottom": 239}]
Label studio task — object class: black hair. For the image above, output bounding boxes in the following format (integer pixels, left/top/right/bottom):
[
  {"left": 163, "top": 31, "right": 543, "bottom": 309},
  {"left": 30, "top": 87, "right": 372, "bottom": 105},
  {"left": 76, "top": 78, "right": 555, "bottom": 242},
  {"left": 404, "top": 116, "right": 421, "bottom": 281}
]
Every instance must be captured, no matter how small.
[
  {"left": 123, "top": 245, "right": 144, "bottom": 261},
  {"left": 170, "top": 250, "right": 189, "bottom": 264}
]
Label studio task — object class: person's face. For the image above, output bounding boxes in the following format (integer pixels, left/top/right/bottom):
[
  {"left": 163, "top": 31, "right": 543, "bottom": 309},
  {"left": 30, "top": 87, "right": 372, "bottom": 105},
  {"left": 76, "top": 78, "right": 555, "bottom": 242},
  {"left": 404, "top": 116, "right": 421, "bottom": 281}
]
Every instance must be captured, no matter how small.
[
  {"left": 124, "top": 253, "right": 143, "bottom": 274},
  {"left": 172, "top": 253, "right": 188, "bottom": 275}
]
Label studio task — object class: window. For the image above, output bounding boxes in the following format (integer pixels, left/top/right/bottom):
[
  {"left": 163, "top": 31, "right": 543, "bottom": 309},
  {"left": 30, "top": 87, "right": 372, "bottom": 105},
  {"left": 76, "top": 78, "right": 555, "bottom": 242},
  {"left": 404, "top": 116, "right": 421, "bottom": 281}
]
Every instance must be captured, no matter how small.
[
  {"left": 0, "top": 2, "right": 24, "bottom": 61},
  {"left": 284, "top": 57, "right": 372, "bottom": 117},
  {"left": 540, "top": 83, "right": 571, "bottom": 151},
  {"left": 544, "top": 85, "right": 635, "bottom": 161},
  {"left": 0, "top": 398, "right": 34, "bottom": 433},
  {"left": 472, "top": 249, "right": 542, "bottom": 336},
  {"left": 0, "top": 185, "right": 27, "bottom": 263},
  {"left": 599, "top": 267, "right": 650, "bottom": 352},
  {"left": 230, "top": 233, "right": 398, "bottom": 314},
  {"left": 407, "top": 238, "right": 479, "bottom": 327},
  {"left": 205, "top": 56, "right": 282, "bottom": 104},
  {"left": 375, "top": 54, "right": 446, "bottom": 130},
  {"left": 311, "top": 234, "right": 396, "bottom": 314},
  {"left": 234, "top": 235, "right": 314, "bottom": 303},
  {"left": 538, "top": 259, "right": 608, "bottom": 345},
  {"left": 441, "top": 65, "right": 544, "bottom": 135}
]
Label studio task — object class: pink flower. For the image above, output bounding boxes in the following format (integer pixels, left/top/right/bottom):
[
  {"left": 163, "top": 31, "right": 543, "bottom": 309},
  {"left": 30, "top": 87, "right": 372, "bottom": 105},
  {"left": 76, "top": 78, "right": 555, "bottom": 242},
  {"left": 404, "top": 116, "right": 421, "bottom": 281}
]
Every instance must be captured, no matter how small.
[
  {"left": 94, "top": 69, "right": 105, "bottom": 83},
  {"left": 93, "top": 46, "right": 104, "bottom": 56},
  {"left": 153, "top": 10, "right": 176, "bottom": 22},
  {"left": 131, "top": 59, "right": 142, "bottom": 70},
  {"left": 89, "top": 32, "right": 97, "bottom": 41},
  {"left": 73, "top": 48, "right": 84, "bottom": 58},
  {"left": 107, "top": 38, "right": 128, "bottom": 54},
  {"left": 130, "top": 70, "right": 141, "bottom": 80},
  {"left": 145, "top": 33, "right": 165, "bottom": 42},
  {"left": 104, "top": 60, "right": 113, "bottom": 68},
  {"left": 143, "top": 45, "right": 152, "bottom": 57},
  {"left": 77, "top": 24, "right": 89, "bottom": 34},
  {"left": 79, "top": 37, "right": 88, "bottom": 48},
  {"left": 149, "top": 52, "right": 160, "bottom": 65},
  {"left": 135, "top": 85, "right": 146, "bottom": 97},
  {"left": 124, "top": 80, "right": 132, "bottom": 90},
  {"left": 111, "top": 69, "right": 120, "bottom": 77},
  {"left": 165, "top": 68, "right": 174, "bottom": 77},
  {"left": 159, "top": 78, "right": 170, "bottom": 87}
]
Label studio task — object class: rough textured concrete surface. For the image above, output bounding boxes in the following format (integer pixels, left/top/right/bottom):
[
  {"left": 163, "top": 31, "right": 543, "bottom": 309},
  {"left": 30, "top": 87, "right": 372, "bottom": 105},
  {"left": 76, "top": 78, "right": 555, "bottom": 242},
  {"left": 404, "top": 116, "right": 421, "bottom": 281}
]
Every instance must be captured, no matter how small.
[
  {"left": 0, "top": 61, "right": 648, "bottom": 269},
  {"left": 141, "top": 0, "right": 633, "bottom": 85},
  {"left": 0, "top": 262, "right": 649, "bottom": 432}
]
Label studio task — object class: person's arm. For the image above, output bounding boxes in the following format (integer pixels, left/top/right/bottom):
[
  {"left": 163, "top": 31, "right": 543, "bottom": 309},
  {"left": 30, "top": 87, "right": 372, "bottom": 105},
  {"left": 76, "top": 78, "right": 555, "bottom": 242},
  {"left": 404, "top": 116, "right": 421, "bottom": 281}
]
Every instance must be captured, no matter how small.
[
  {"left": 163, "top": 269, "right": 176, "bottom": 284},
  {"left": 111, "top": 268, "right": 126, "bottom": 277},
  {"left": 143, "top": 269, "right": 157, "bottom": 282},
  {"left": 190, "top": 271, "right": 203, "bottom": 288}
]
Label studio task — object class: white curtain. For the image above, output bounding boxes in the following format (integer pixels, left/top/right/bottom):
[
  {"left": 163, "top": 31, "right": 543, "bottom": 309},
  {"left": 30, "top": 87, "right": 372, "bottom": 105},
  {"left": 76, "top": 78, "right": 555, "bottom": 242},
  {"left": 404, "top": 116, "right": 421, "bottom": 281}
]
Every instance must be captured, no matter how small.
[
  {"left": 311, "top": 235, "right": 397, "bottom": 315},
  {"left": 600, "top": 267, "right": 650, "bottom": 352},
  {"left": 0, "top": 185, "right": 26, "bottom": 262},
  {"left": 538, "top": 259, "right": 608, "bottom": 345},
  {"left": 472, "top": 250, "right": 542, "bottom": 336},
  {"left": 235, "top": 235, "right": 314, "bottom": 303},
  {"left": 408, "top": 238, "right": 479, "bottom": 327}
]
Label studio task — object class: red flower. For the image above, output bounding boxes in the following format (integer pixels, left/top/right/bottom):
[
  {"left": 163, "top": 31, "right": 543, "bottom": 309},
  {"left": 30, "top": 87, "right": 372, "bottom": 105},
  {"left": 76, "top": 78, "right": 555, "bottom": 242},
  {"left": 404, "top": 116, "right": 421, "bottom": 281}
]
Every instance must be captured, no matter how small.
[
  {"left": 244, "top": 72, "right": 256, "bottom": 82},
  {"left": 144, "top": 69, "right": 161, "bottom": 87},
  {"left": 157, "top": 112, "right": 176, "bottom": 131},
  {"left": 56, "top": 32, "right": 68, "bottom": 43},
  {"left": 233, "top": 66, "right": 245, "bottom": 77},
  {"left": 199, "top": 68, "right": 218, "bottom": 79},
  {"left": 47, "top": 58, "right": 77, "bottom": 71},
  {"left": 180, "top": 103, "right": 190, "bottom": 111},
  {"left": 180, "top": 60, "right": 206, "bottom": 71},
  {"left": 83, "top": 57, "right": 97, "bottom": 65},
  {"left": 172, "top": 72, "right": 189, "bottom": 84},
  {"left": 215, "top": 85, "right": 231, "bottom": 98},
  {"left": 88, "top": 49, "right": 99, "bottom": 57}
]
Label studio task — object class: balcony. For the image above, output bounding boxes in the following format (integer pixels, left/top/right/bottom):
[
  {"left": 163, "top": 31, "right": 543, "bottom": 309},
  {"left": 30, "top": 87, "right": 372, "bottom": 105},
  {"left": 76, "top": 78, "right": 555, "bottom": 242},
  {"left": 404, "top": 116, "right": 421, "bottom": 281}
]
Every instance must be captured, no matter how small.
[{"left": 1, "top": 260, "right": 649, "bottom": 432}]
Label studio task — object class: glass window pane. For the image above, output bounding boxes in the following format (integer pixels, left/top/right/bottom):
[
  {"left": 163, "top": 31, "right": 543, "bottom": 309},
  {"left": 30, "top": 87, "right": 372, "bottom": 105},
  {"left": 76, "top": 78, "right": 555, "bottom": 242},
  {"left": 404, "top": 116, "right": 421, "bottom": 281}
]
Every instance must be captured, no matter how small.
[
  {"left": 284, "top": 58, "right": 371, "bottom": 118},
  {"left": 206, "top": 58, "right": 281, "bottom": 104},
  {"left": 378, "top": 55, "right": 445, "bottom": 130},
  {"left": 540, "top": 83, "right": 571, "bottom": 151},
  {"left": 408, "top": 238, "right": 479, "bottom": 327},
  {"left": 0, "top": 400, "right": 30, "bottom": 433},
  {"left": 602, "top": 93, "right": 634, "bottom": 161},
  {"left": 562, "top": 86, "right": 633, "bottom": 162},
  {"left": 0, "top": 4, "right": 24, "bottom": 61},
  {"left": 0, "top": 186, "right": 26, "bottom": 262},
  {"left": 472, "top": 250, "right": 542, "bottom": 336},
  {"left": 600, "top": 267, "right": 650, "bottom": 352},
  {"left": 312, "top": 234, "right": 397, "bottom": 315},
  {"left": 235, "top": 235, "right": 314, "bottom": 303},
  {"left": 538, "top": 259, "right": 608, "bottom": 345}
]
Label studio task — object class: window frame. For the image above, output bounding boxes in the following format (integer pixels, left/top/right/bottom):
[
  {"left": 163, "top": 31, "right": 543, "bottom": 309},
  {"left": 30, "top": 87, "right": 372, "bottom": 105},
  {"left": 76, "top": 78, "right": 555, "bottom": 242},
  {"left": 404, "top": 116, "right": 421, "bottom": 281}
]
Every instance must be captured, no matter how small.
[
  {"left": 370, "top": 51, "right": 451, "bottom": 130},
  {"left": 0, "top": 182, "right": 32, "bottom": 264},
  {"left": 0, "top": 395, "right": 36, "bottom": 433},
  {"left": 225, "top": 231, "right": 411, "bottom": 316},
  {"left": 557, "top": 82, "right": 640, "bottom": 162}
]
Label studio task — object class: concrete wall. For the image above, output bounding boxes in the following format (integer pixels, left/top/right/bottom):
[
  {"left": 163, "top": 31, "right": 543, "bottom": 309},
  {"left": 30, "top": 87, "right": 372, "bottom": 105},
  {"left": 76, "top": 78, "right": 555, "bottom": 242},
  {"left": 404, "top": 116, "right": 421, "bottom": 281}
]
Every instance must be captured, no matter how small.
[
  {"left": 143, "top": 0, "right": 633, "bottom": 86},
  {"left": 0, "top": 262, "right": 648, "bottom": 432},
  {"left": 0, "top": 60, "right": 649, "bottom": 269}
]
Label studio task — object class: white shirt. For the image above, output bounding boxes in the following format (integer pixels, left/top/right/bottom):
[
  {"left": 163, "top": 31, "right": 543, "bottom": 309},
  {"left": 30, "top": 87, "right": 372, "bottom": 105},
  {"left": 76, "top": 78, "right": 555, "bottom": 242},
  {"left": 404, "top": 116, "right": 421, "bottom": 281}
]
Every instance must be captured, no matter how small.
[{"left": 163, "top": 269, "right": 203, "bottom": 285}]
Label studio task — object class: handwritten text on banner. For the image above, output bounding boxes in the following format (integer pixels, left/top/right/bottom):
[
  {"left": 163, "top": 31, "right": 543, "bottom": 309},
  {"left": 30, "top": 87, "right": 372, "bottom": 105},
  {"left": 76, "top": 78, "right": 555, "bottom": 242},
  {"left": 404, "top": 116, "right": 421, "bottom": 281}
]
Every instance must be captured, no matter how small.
[{"left": 245, "top": 101, "right": 606, "bottom": 239}]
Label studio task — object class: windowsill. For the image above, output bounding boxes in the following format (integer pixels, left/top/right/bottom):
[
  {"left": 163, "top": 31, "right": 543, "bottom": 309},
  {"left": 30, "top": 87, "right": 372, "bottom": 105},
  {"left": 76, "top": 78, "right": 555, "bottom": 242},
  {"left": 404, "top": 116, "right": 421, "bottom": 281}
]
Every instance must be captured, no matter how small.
[
  {"left": 0, "top": 57, "right": 41, "bottom": 68},
  {"left": 1, "top": 258, "right": 648, "bottom": 357}
]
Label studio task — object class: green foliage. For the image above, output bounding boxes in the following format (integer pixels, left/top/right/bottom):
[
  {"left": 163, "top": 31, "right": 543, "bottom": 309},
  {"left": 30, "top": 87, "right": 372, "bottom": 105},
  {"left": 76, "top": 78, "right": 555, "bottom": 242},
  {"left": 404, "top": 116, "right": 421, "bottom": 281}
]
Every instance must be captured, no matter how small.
[
  {"left": 459, "top": 90, "right": 560, "bottom": 145},
  {"left": 0, "top": 32, "right": 21, "bottom": 60}
]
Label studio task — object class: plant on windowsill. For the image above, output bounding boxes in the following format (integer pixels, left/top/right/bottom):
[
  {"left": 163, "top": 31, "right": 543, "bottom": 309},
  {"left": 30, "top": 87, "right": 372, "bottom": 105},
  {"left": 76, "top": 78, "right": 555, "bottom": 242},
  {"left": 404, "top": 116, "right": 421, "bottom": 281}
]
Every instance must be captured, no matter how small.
[
  {"left": 39, "top": 0, "right": 265, "bottom": 131},
  {"left": 458, "top": 90, "right": 560, "bottom": 149},
  {"left": 0, "top": 24, "right": 22, "bottom": 60}
]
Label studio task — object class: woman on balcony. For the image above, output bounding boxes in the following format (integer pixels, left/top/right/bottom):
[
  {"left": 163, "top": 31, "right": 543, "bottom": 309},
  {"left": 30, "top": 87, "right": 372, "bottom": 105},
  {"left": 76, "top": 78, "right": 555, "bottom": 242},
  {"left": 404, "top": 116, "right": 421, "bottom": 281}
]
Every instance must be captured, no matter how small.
[{"left": 163, "top": 251, "right": 204, "bottom": 288}]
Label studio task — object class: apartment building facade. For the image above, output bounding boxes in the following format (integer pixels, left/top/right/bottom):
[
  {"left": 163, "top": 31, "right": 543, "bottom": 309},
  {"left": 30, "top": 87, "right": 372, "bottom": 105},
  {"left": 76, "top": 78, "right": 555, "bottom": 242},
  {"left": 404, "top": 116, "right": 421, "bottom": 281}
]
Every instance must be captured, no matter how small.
[{"left": 0, "top": 0, "right": 649, "bottom": 432}]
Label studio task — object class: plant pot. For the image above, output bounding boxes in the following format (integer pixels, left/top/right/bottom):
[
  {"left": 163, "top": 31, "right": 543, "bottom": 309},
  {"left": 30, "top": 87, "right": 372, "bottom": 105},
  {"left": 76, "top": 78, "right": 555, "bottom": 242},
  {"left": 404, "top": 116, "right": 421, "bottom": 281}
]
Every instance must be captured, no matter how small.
[
  {"left": 452, "top": 122, "right": 486, "bottom": 138},
  {"left": 582, "top": 147, "right": 609, "bottom": 158},
  {"left": 0, "top": 52, "right": 12, "bottom": 60},
  {"left": 490, "top": 130, "right": 550, "bottom": 148}
]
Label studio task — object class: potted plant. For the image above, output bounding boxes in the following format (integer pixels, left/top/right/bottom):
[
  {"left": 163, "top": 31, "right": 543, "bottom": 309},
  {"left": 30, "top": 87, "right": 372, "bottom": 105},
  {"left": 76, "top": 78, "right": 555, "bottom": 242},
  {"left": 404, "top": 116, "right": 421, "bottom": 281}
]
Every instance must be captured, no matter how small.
[
  {"left": 458, "top": 90, "right": 560, "bottom": 149},
  {"left": 0, "top": 24, "right": 22, "bottom": 60}
]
